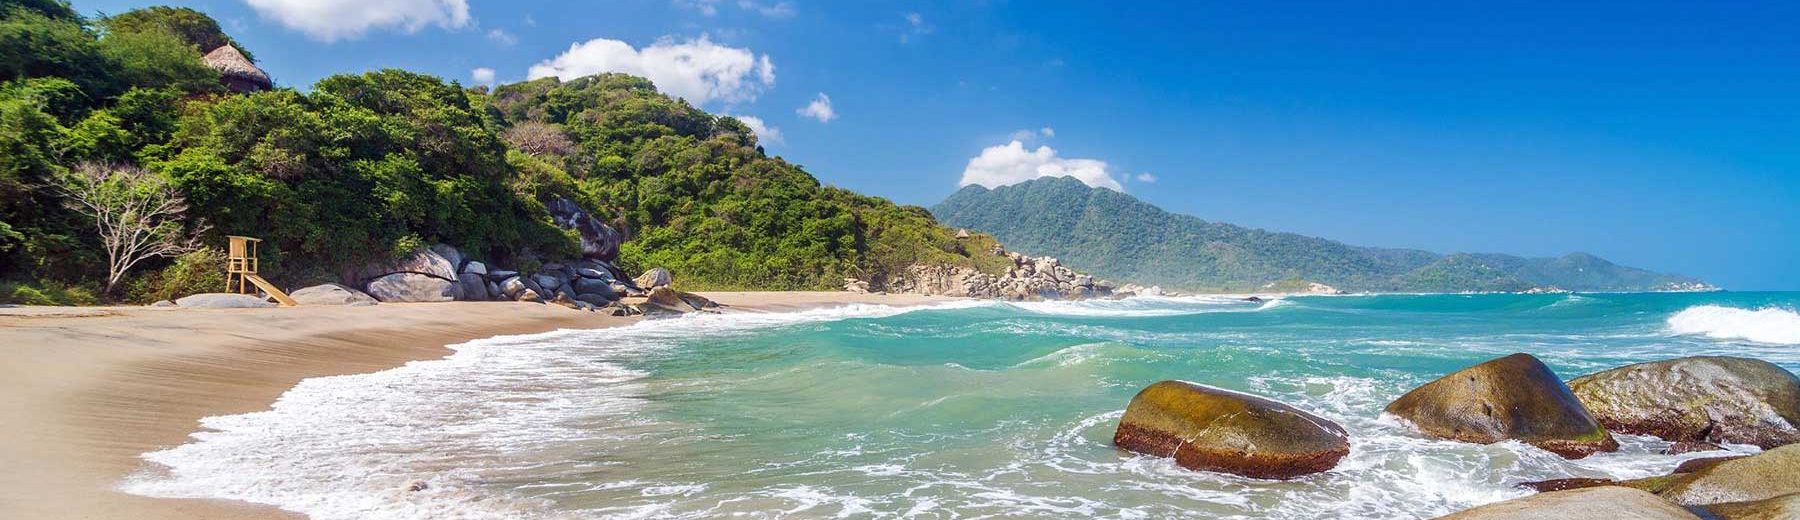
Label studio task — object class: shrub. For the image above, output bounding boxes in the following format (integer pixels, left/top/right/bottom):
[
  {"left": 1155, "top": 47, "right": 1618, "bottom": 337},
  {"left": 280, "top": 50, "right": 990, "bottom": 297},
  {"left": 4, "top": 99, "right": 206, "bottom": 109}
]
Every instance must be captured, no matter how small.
[{"left": 125, "top": 247, "right": 223, "bottom": 303}]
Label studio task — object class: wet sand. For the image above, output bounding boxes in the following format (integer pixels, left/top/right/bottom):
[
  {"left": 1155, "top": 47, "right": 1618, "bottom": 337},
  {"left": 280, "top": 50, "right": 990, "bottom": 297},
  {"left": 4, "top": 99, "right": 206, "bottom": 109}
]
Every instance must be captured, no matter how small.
[{"left": 0, "top": 292, "right": 957, "bottom": 519}]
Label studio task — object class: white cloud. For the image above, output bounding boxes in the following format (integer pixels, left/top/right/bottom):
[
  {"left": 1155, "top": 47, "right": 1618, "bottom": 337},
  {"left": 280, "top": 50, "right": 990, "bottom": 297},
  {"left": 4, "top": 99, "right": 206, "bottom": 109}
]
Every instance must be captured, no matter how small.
[
  {"left": 1008, "top": 127, "right": 1055, "bottom": 142},
  {"left": 797, "top": 93, "right": 836, "bottom": 122},
  {"left": 732, "top": 115, "right": 783, "bottom": 145},
  {"left": 1134, "top": 172, "right": 1157, "bottom": 183},
  {"left": 244, "top": 0, "right": 470, "bottom": 42},
  {"left": 739, "top": 0, "right": 796, "bottom": 19},
  {"left": 900, "top": 12, "right": 933, "bottom": 43},
  {"left": 527, "top": 35, "right": 775, "bottom": 105},
  {"left": 470, "top": 67, "right": 496, "bottom": 86},
  {"left": 673, "top": 0, "right": 721, "bottom": 16},
  {"left": 960, "top": 140, "right": 1123, "bottom": 191},
  {"left": 486, "top": 28, "right": 517, "bottom": 46}
]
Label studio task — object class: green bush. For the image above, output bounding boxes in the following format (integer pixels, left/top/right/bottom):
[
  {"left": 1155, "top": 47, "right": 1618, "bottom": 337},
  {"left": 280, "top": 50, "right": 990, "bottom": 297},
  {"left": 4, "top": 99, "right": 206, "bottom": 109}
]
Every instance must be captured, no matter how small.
[
  {"left": 125, "top": 247, "right": 224, "bottom": 303},
  {"left": 0, "top": 279, "right": 97, "bottom": 305}
]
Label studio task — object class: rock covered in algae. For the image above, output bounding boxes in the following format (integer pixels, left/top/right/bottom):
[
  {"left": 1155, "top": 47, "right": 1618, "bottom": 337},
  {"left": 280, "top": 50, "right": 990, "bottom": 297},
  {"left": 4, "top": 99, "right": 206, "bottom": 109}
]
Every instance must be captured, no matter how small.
[
  {"left": 1569, "top": 356, "right": 1800, "bottom": 449},
  {"left": 1113, "top": 380, "right": 1349, "bottom": 479},
  {"left": 1385, "top": 353, "right": 1618, "bottom": 458},
  {"left": 1660, "top": 444, "right": 1800, "bottom": 506}
]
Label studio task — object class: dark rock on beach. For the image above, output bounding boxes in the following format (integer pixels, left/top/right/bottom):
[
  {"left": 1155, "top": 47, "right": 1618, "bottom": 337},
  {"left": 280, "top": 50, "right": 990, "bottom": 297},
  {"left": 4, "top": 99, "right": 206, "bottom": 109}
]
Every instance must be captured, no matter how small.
[
  {"left": 547, "top": 197, "right": 623, "bottom": 262},
  {"left": 1436, "top": 486, "right": 1702, "bottom": 520},
  {"left": 1113, "top": 380, "right": 1349, "bottom": 479},
  {"left": 1385, "top": 353, "right": 1618, "bottom": 458},
  {"left": 1568, "top": 356, "right": 1800, "bottom": 449},
  {"left": 364, "top": 272, "right": 459, "bottom": 302}
]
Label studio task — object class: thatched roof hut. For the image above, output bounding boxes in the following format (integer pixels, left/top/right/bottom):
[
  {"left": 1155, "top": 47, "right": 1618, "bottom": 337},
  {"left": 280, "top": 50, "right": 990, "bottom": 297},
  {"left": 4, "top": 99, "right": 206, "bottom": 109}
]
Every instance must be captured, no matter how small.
[
  {"left": 956, "top": 228, "right": 971, "bottom": 239},
  {"left": 203, "top": 45, "right": 271, "bottom": 93}
]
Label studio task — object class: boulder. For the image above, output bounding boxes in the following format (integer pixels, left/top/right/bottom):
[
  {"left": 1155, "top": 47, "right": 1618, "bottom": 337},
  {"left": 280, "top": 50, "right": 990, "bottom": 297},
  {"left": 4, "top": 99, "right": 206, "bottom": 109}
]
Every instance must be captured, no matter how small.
[
  {"left": 576, "top": 267, "right": 610, "bottom": 280},
  {"left": 641, "top": 286, "right": 696, "bottom": 315},
  {"left": 365, "top": 273, "right": 460, "bottom": 303},
  {"left": 1385, "top": 353, "right": 1618, "bottom": 458},
  {"left": 1113, "top": 380, "right": 1349, "bottom": 479},
  {"left": 571, "top": 277, "right": 618, "bottom": 299},
  {"left": 461, "top": 260, "right": 488, "bottom": 276},
  {"left": 546, "top": 197, "right": 623, "bottom": 261},
  {"left": 485, "top": 280, "right": 501, "bottom": 301},
  {"left": 1516, "top": 455, "right": 1752, "bottom": 494},
  {"left": 429, "top": 244, "right": 464, "bottom": 272},
  {"left": 357, "top": 246, "right": 457, "bottom": 282},
  {"left": 174, "top": 293, "right": 276, "bottom": 309},
  {"left": 1568, "top": 356, "right": 1800, "bottom": 449},
  {"left": 573, "top": 293, "right": 612, "bottom": 307},
  {"left": 530, "top": 273, "right": 562, "bottom": 293},
  {"left": 548, "top": 291, "right": 581, "bottom": 310},
  {"left": 289, "top": 283, "right": 378, "bottom": 306},
  {"left": 1693, "top": 493, "right": 1800, "bottom": 520},
  {"left": 499, "top": 276, "right": 526, "bottom": 299},
  {"left": 678, "top": 291, "right": 718, "bottom": 310},
  {"left": 635, "top": 267, "right": 672, "bottom": 289},
  {"left": 1436, "top": 486, "right": 1701, "bottom": 520},
  {"left": 457, "top": 277, "right": 489, "bottom": 301},
  {"left": 1660, "top": 444, "right": 1800, "bottom": 506},
  {"left": 843, "top": 278, "right": 870, "bottom": 294},
  {"left": 149, "top": 299, "right": 177, "bottom": 307},
  {"left": 517, "top": 289, "right": 542, "bottom": 303},
  {"left": 487, "top": 269, "right": 518, "bottom": 280}
]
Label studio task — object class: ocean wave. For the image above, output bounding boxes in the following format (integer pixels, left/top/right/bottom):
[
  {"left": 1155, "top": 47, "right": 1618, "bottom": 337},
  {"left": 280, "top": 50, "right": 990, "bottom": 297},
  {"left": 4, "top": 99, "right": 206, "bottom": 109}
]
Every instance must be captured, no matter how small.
[
  {"left": 1008, "top": 295, "right": 1279, "bottom": 318},
  {"left": 120, "top": 300, "right": 994, "bottom": 520},
  {"left": 1667, "top": 305, "right": 1800, "bottom": 345}
]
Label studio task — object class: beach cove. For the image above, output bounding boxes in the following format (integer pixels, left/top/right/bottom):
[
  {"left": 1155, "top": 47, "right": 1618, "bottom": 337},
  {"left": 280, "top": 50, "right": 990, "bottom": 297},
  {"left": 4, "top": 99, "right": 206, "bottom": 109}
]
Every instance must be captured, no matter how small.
[{"left": 0, "top": 292, "right": 955, "bottom": 519}]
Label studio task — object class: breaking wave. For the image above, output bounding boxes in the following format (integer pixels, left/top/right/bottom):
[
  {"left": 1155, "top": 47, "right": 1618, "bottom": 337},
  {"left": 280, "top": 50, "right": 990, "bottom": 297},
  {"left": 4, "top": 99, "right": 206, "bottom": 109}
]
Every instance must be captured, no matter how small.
[{"left": 1668, "top": 305, "right": 1800, "bottom": 345}]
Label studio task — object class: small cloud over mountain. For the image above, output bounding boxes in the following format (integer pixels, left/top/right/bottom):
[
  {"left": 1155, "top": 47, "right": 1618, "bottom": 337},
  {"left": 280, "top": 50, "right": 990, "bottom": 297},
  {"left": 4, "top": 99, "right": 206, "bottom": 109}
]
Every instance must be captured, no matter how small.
[
  {"left": 960, "top": 140, "right": 1122, "bottom": 191},
  {"left": 528, "top": 35, "right": 775, "bottom": 105}
]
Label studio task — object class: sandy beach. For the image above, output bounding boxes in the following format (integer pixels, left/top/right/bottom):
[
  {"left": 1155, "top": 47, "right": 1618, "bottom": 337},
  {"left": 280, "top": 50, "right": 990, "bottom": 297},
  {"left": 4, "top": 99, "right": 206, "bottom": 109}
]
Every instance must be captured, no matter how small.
[{"left": 0, "top": 291, "right": 957, "bottom": 520}]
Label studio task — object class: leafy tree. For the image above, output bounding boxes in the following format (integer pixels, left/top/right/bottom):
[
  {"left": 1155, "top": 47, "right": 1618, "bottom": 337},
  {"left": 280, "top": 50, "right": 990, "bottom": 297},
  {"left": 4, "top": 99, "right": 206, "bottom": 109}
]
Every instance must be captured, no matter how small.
[
  {"left": 102, "top": 6, "right": 249, "bottom": 59},
  {"left": 0, "top": 5, "right": 114, "bottom": 97},
  {"left": 97, "top": 26, "right": 220, "bottom": 94}
]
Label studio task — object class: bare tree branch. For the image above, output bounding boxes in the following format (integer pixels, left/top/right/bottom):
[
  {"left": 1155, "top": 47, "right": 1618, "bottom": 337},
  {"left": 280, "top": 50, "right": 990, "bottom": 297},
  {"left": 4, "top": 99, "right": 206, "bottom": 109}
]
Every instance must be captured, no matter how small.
[{"left": 51, "top": 162, "right": 210, "bottom": 294}]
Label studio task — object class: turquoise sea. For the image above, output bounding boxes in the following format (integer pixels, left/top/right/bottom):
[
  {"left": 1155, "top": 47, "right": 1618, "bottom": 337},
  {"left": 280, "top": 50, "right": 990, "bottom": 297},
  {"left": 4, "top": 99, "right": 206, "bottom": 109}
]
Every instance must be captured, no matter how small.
[{"left": 127, "top": 292, "right": 1800, "bottom": 519}]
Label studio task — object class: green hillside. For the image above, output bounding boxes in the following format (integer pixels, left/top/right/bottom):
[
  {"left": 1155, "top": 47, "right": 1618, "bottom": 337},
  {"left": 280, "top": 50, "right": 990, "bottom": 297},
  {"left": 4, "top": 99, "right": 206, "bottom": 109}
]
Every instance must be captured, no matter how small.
[
  {"left": 932, "top": 176, "right": 1709, "bottom": 292},
  {"left": 0, "top": 2, "right": 1002, "bottom": 303}
]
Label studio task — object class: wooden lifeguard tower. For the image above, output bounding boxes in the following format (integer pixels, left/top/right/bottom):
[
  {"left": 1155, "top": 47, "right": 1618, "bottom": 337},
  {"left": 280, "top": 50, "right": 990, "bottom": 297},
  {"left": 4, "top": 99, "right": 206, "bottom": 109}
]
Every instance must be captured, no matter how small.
[{"left": 226, "top": 235, "right": 296, "bottom": 306}]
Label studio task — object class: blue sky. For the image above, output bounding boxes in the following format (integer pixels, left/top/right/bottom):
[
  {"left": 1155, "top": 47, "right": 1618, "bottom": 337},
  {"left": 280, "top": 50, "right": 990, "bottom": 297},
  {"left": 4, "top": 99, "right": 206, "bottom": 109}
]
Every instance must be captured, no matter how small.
[{"left": 74, "top": 0, "right": 1800, "bottom": 289}]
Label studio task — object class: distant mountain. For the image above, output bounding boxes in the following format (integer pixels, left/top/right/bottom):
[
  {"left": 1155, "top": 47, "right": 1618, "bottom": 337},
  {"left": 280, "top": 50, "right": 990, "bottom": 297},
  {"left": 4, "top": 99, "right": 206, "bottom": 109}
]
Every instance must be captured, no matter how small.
[{"left": 931, "top": 176, "right": 1711, "bottom": 293}]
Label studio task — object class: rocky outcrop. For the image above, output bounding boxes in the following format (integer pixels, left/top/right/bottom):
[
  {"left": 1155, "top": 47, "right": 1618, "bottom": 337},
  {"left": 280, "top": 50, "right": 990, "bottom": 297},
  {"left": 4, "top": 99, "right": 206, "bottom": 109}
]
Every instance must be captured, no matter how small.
[
  {"left": 174, "top": 293, "right": 276, "bottom": 308},
  {"left": 878, "top": 250, "right": 1113, "bottom": 300},
  {"left": 1693, "top": 493, "right": 1800, "bottom": 520},
  {"left": 1385, "top": 353, "right": 1618, "bottom": 458},
  {"left": 1568, "top": 356, "right": 1800, "bottom": 449},
  {"left": 1660, "top": 444, "right": 1800, "bottom": 506},
  {"left": 547, "top": 198, "right": 624, "bottom": 262},
  {"left": 1113, "top": 380, "right": 1349, "bottom": 479},
  {"left": 634, "top": 267, "right": 672, "bottom": 290},
  {"left": 365, "top": 272, "right": 459, "bottom": 302},
  {"left": 289, "top": 283, "right": 378, "bottom": 306},
  {"left": 1435, "top": 486, "right": 1702, "bottom": 520}
]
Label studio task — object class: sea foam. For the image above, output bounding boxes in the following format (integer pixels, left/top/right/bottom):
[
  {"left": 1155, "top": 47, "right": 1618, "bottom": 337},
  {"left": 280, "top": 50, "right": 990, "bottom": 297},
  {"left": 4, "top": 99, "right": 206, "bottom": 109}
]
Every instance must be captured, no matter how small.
[{"left": 1668, "top": 305, "right": 1800, "bottom": 345}]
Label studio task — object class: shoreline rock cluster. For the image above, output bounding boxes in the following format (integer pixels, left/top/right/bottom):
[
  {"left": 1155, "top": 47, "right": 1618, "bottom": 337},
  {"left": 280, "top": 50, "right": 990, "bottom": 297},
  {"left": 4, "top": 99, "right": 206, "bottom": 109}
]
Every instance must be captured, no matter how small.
[
  {"left": 1108, "top": 353, "right": 1800, "bottom": 519},
  {"left": 843, "top": 246, "right": 1186, "bottom": 301}
]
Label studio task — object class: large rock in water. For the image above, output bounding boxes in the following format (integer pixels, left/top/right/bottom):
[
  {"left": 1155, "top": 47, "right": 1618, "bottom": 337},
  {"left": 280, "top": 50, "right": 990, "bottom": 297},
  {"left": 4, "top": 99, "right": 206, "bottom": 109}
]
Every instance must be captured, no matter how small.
[
  {"left": 1693, "top": 493, "right": 1800, "bottom": 520},
  {"left": 1113, "top": 380, "right": 1350, "bottom": 479},
  {"left": 546, "top": 197, "right": 623, "bottom": 262},
  {"left": 365, "top": 272, "right": 460, "bottom": 302},
  {"left": 1436, "top": 486, "right": 1702, "bottom": 520},
  {"left": 640, "top": 286, "right": 697, "bottom": 315},
  {"left": 175, "top": 293, "right": 276, "bottom": 308},
  {"left": 289, "top": 283, "right": 378, "bottom": 306},
  {"left": 1568, "top": 356, "right": 1800, "bottom": 449},
  {"left": 1385, "top": 353, "right": 1618, "bottom": 458},
  {"left": 1659, "top": 444, "right": 1800, "bottom": 506}
]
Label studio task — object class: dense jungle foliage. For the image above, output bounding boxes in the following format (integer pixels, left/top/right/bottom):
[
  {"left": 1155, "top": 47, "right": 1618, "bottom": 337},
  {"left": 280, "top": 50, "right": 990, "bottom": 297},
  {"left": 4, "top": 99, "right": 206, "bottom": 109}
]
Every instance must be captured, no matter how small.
[{"left": 0, "top": 1, "right": 998, "bottom": 303}]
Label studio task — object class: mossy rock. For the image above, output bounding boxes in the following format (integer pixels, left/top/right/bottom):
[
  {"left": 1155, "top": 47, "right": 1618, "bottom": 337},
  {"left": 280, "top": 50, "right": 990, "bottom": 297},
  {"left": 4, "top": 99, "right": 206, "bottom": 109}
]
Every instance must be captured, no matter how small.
[
  {"left": 1114, "top": 380, "right": 1349, "bottom": 479},
  {"left": 1660, "top": 444, "right": 1800, "bottom": 506},
  {"left": 1569, "top": 356, "right": 1800, "bottom": 449},
  {"left": 1386, "top": 353, "right": 1617, "bottom": 458},
  {"left": 1691, "top": 493, "right": 1800, "bottom": 520},
  {"left": 1437, "top": 486, "right": 1701, "bottom": 520}
]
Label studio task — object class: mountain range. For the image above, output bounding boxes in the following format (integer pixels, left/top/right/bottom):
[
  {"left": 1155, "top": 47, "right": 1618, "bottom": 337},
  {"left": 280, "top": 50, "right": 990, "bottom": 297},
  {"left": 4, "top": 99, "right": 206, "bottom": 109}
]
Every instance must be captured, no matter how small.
[{"left": 931, "top": 176, "right": 1711, "bottom": 293}]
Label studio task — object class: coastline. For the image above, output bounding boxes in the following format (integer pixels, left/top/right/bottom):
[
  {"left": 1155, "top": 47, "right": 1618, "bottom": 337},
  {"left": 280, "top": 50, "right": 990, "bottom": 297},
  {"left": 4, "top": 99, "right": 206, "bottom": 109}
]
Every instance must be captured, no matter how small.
[{"left": 0, "top": 291, "right": 959, "bottom": 520}]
